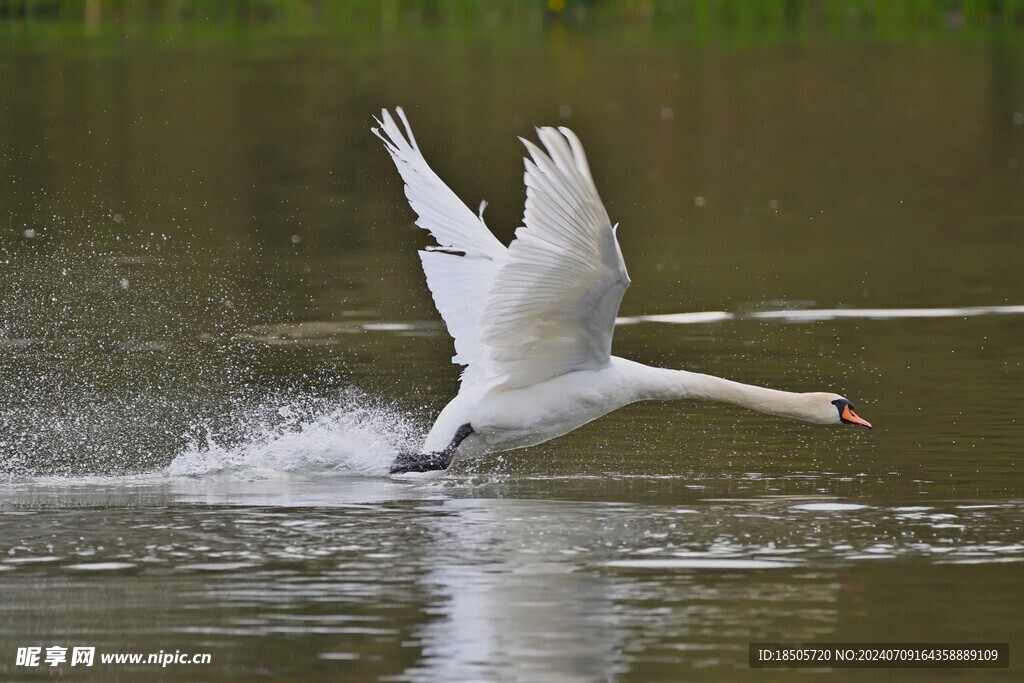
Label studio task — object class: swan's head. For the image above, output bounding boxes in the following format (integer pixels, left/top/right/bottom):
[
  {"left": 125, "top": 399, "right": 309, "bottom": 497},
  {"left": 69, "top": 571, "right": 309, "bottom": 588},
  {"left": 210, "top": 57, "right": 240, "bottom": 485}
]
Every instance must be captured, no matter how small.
[{"left": 815, "top": 394, "right": 872, "bottom": 429}]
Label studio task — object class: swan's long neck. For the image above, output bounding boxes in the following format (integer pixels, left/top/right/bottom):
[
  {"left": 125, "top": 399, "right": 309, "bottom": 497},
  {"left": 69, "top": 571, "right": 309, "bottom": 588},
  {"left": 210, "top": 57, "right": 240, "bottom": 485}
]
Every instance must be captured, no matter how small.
[{"left": 626, "top": 361, "right": 821, "bottom": 422}]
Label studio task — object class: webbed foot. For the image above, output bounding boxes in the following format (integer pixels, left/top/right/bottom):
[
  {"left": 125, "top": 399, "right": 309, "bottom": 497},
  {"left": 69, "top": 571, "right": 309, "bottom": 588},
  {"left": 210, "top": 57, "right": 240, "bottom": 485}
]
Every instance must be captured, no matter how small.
[
  {"left": 389, "top": 423, "right": 474, "bottom": 475},
  {"left": 389, "top": 451, "right": 453, "bottom": 474}
]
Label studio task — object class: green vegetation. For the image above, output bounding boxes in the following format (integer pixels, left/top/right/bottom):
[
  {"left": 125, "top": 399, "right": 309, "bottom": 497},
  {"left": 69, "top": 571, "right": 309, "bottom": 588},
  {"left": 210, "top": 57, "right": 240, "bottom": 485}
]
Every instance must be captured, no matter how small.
[{"left": 1, "top": 0, "right": 1022, "bottom": 49}]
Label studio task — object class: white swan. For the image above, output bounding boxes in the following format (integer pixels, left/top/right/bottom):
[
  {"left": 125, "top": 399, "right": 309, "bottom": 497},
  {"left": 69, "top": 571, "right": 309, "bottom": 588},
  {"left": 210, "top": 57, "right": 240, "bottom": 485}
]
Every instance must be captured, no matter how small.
[{"left": 373, "top": 108, "right": 871, "bottom": 474}]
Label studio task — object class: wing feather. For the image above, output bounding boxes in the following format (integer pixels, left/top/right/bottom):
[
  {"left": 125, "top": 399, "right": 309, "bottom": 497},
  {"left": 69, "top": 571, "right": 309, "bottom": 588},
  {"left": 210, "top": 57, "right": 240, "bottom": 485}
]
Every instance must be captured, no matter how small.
[
  {"left": 372, "top": 108, "right": 505, "bottom": 260},
  {"left": 479, "top": 128, "right": 630, "bottom": 388},
  {"left": 375, "top": 110, "right": 630, "bottom": 391},
  {"left": 373, "top": 108, "right": 506, "bottom": 383}
]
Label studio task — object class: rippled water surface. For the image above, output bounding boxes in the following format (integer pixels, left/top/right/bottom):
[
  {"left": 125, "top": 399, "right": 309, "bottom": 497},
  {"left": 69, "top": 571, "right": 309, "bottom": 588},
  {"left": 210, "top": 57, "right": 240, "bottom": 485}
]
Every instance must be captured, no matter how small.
[{"left": 2, "top": 5, "right": 1024, "bottom": 681}]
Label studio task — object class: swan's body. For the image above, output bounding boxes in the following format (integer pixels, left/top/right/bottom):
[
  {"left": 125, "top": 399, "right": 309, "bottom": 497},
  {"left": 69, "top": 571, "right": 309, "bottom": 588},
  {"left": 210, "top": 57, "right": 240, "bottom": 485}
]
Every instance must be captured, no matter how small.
[{"left": 373, "top": 108, "right": 871, "bottom": 474}]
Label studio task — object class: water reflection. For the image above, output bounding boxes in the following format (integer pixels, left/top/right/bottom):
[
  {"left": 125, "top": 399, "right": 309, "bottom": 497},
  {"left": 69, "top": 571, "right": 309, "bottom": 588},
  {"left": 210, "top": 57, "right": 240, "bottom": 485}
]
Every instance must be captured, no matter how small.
[
  {"left": 405, "top": 498, "right": 625, "bottom": 682},
  {"left": 398, "top": 496, "right": 860, "bottom": 678},
  {"left": 1, "top": 480, "right": 1022, "bottom": 679}
]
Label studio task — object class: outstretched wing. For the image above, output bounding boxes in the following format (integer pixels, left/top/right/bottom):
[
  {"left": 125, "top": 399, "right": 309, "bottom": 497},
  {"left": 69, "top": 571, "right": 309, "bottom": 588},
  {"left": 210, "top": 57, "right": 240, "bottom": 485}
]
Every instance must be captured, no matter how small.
[
  {"left": 373, "top": 108, "right": 506, "bottom": 382},
  {"left": 479, "top": 127, "right": 630, "bottom": 388}
]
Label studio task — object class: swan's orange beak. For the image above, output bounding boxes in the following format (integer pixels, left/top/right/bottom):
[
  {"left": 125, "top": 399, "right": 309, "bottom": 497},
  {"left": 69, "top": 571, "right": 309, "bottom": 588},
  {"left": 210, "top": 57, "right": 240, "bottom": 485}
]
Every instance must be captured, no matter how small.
[{"left": 841, "top": 405, "right": 872, "bottom": 429}]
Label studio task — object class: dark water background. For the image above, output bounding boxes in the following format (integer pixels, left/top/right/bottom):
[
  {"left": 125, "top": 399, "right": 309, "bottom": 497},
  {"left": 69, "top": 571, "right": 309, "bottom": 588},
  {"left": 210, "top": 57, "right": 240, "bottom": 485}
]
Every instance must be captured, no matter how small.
[{"left": 1, "top": 3, "right": 1023, "bottom": 681}]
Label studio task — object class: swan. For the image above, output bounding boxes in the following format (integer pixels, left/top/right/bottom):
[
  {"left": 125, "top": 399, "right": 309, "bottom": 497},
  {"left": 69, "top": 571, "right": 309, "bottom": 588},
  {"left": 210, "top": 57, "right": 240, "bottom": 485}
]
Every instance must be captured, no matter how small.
[{"left": 373, "top": 108, "right": 871, "bottom": 475}]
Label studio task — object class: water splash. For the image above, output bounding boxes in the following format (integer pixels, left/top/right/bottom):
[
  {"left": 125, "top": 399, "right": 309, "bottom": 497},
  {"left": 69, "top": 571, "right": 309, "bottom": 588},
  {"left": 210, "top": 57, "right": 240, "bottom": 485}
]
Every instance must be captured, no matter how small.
[
  {"left": 0, "top": 237, "right": 426, "bottom": 479},
  {"left": 1, "top": 372, "right": 423, "bottom": 479},
  {"left": 167, "top": 391, "right": 423, "bottom": 478}
]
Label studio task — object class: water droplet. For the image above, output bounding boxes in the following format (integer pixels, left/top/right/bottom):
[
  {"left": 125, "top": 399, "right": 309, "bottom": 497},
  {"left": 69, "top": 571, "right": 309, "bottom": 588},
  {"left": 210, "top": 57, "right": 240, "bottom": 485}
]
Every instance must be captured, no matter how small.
[
  {"left": 558, "top": 105, "right": 572, "bottom": 119},
  {"left": 22, "top": 229, "right": 36, "bottom": 239},
  {"left": 659, "top": 107, "right": 674, "bottom": 120},
  {"left": 1014, "top": 112, "right": 1024, "bottom": 126},
  {"left": 290, "top": 234, "right": 302, "bottom": 244},
  {"left": 120, "top": 278, "right": 129, "bottom": 289},
  {"left": 694, "top": 196, "right": 705, "bottom": 207},
  {"left": 768, "top": 199, "right": 779, "bottom": 211}
]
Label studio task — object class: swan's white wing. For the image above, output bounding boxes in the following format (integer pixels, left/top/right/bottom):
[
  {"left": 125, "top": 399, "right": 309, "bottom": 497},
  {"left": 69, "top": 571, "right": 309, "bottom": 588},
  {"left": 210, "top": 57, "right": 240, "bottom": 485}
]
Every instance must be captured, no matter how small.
[
  {"left": 373, "top": 108, "right": 506, "bottom": 382},
  {"left": 479, "top": 127, "right": 630, "bottom": 388},
  {"left": 372, "top": 108, "right": 505, "bottom": 259},
  {"left": 417, "top": 249, "right": 499, "bottom": 378}
]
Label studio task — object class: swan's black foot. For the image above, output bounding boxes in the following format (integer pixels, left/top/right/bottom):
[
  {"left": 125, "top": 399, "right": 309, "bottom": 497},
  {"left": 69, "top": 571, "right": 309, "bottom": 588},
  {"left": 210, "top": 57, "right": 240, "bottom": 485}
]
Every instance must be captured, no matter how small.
[
  {"left": 389, "top": 423, "right": 474, "bottom": 475},
  {"left": 389, "top": 451, "right": 453, "bottom": 474}
]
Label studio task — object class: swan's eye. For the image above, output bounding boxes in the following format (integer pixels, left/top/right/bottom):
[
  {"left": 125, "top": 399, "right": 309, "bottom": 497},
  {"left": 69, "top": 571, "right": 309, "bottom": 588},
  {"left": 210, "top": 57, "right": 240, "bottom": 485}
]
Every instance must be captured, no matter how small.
[{"left": 832, "top": 399, "right": 850, "bottom": 418}]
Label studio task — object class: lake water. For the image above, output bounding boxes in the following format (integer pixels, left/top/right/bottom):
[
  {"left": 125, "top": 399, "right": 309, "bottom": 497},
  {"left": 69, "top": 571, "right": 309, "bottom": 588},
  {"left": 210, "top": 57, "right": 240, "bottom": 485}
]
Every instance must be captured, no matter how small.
[{"left": 1, "top": 5, "right": 1023, "bottom": 681}]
